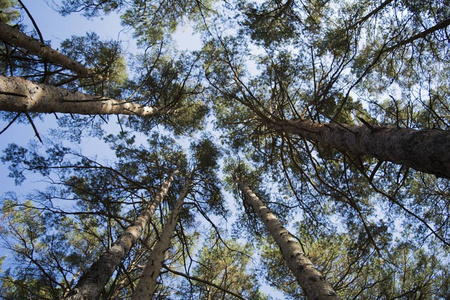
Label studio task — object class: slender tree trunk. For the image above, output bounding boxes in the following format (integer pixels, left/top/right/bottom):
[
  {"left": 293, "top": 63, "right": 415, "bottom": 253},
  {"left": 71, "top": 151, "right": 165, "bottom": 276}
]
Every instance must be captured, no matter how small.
[
  {"left": 237, "top": 180, "right": 339, "bottom": 300},
  {"left": 0, "top": 75, "right": 168, "bottom": 116},
  {"left": 132, "top": 180, "right": 190, "bottom": 300},
  {"left": 64, "top": 170, "right": 178, "bottom": 300},
  {"left": 274, "top": 119, "right": 450, "bottom": 179},
  {"left": 0, "top": 21, "right": 99, "bottom": 79}
]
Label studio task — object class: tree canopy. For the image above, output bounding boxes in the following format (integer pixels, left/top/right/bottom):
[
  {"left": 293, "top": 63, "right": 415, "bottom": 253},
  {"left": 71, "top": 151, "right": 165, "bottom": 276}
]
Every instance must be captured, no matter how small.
[{"left": 0, "top": 0, "right": 449, "bottom": 299}]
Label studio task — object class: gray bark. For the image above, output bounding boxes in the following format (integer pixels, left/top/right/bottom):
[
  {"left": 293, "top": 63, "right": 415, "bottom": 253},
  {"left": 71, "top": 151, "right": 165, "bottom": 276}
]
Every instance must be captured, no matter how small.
[
  {"left": 275, "top": 119, "right": 450, "bottom": 179},
  {"left": 0, "top": 75, "right": 166, "bottom": 116},
  {"left": 64, "top": 170, "right": 178, "bottom": 300},
  {"left": 0, "top": 22, "right": 99, "bottom": 79},
  {"left": 237, "top": 180, "right": 339, "bottom": 300},
  {"left": 132, "top": 180, "right": 190, "bottom": 300}
]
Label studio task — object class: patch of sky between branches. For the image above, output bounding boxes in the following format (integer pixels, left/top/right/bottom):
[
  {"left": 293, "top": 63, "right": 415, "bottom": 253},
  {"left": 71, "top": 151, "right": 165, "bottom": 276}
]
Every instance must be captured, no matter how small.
[
  {"left": 20, "top": 0, "right": 132, "bottom": 49},
  {"left": 172, "top": 20, "right": 203, "bottom": 52}
]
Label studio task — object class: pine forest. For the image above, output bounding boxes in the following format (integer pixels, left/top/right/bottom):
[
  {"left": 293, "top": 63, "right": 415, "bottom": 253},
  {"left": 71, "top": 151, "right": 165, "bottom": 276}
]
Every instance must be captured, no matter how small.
[{"left": 0, "top": 0, "right": 449, "bottom": 299}]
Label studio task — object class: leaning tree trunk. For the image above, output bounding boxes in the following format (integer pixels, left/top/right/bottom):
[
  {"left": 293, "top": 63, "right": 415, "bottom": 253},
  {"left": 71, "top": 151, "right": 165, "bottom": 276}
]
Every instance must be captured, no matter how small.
[
  {"left": 0, "top": 21, "right": 99, "bottom": 79},
  {"left": 274, "top": 119, "right": 450, "bottom": 179},
  {"left": 64, "top": 170, "right": 178, "bottom": 300},
  {"left": 132, "top": 180, "right": 190, "bottom": 300},
  {"left": 0, "top": 75, "right": 169, "bottom": 116},
  {"left": 237, "top": 180, "right": 339, "bottom": 300}
]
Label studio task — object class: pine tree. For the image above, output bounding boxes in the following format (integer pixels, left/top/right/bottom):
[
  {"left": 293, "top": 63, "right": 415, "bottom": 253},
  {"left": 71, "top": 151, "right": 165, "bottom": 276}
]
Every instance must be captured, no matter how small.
[
  {"left": 132, "top": 178, "right": 190, "bottom": 299},
  {"left": 235, "top": 177, "right": 338, "bottom": 300},
  {"left": 65, "top": 170, "right": 178, "bottom": 300},
  {"left": 1, "top": 0, "right": 449, "bottom": 299}
]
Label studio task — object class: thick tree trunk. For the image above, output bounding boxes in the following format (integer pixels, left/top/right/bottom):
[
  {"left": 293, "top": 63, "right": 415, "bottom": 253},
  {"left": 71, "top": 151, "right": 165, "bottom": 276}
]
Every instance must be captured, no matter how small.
[
  {"left": 0, "top": 22, "right": 98, "bottom": 79},
  {"left": 0, "top": 75, "right": 167, "bottom": 116},
  {"left": 275, "top": 119, "right": 450, "bottom": 179},
  {"left": 132, "top": 180, "right": 190, "bottom": 300},
  {"left": 237, "top": 180, "right": 339, "bottom": 300},
  {"left": 64, "top": 170, "right": 178, "bottom": 300}
]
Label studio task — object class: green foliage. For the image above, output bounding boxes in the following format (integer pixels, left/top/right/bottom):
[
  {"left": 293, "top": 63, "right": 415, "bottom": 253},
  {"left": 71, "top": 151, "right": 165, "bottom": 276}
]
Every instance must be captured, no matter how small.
[
  {"left": 188, "top": 137, "right": 227, "bottom": 218},
  {"left": 167, "top": 100, "right": 210, "bottom": 135},
  {"left": 0, "top": 198, "right": 103, "bottom": 299},
  {"left": 191, "top": 137, "right": 220, "bottom": 172},
  {"left": 125, "top": 52, "right": 208, "bottom": 136},
  {"left": 60, "top": 0, "right": 124, "bottom": 17},
  {"left": 223, "top": 160, "right": 261, "bottom": 192},
  {"left": 0, "top": 142, "right": 69, "bottom": 185},
  {"left": 120, "top": 0, "right": 216, "bottom": 46},
  {"left": 239, "top": 0, "right": 298, "bottom": 47},
  {"left": 176, "top": 231, "right": 267, "bottom": 299},
  {"left": 0, "top": 132, "right": 196, "bottom": 298},
  {"left": 1, "top": 0, "right": 450, "bottom": 298},
  {"left": 0, "top": 0, "right": 19, "bottom": 23},
  {"left": 60, "top": 32, "right": 127, "bottom": 97},
  {"left": 260, "top": 223, "right": 450, "bottom": 299},
  {"left": 105, "top": 131, "right": 188, "bottom": 176}
]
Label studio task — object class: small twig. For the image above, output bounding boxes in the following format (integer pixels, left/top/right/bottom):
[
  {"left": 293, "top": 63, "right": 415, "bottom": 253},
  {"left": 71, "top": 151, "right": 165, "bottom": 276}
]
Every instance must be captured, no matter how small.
[
  {"left": 0, "top": 112, "right": 21, "bottom": 135},
  {"left": 357, "top": 116, "right": 376, "bottom": 132},
  {"left": 162, "top": 264, "right": 246, "bottom": 300},
  {"left": 17, "top": 0, "right": 49, "bottom": 82},
  {"left": 24, "top": 112, "right": 43, "bottom": 143}
]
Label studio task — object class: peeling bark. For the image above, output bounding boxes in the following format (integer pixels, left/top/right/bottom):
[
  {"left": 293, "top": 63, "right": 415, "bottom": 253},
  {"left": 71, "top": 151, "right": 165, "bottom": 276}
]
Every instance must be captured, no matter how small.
[
  {"left": 275, "top": 119, "right": 450, "bottom": 179},
  {"left": 132, "top": 180, "right": 190, "bottom": 300},
  {"left": 237, "top": 180, "right": 339, "bottom": 300},
  {"left": 0, "top": 75, "right": 167, "bottom": 116},
  {"left": 64, "top": 170, "right": 178, "bottom": 300}
]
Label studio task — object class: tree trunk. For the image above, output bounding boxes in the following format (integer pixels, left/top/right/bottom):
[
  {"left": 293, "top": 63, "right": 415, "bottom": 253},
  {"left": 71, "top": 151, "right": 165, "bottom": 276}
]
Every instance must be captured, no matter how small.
[
  {"left": 0, "top": 75, "right": 168, "bottom": 116},
  {"left": 132, "top": 180, "right": 190, "bottom": 300},
  {"left": 64, "top": 170, "right": 178, "bottom": 300},
  {"left": 0, "top": 22, "right": 99, "bottom": 79},
  {"left": 275, "top": 119, "right": 450, "bottom": 179},
  {"left": 237, "top": 180, "right": 339, "bottom": 300}
]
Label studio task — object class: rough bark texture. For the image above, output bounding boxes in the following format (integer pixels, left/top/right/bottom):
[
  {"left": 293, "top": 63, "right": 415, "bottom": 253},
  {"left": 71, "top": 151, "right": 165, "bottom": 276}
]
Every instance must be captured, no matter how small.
[
  {"left": 132, "top": 181, "right": 190, "bottom": 300},
  {"left": 64, "top": 171, "right": 178, "bottom": 300},
  {"left": 276, "top": 119, "right": 450, "bottom": 179},
  {"left": 237, "top": 180, "right": 339, "bottom": 300},
  {"left": 0, "top": 75, "right": 165, "bottom": 116},
  {"left": 0, "top": 22, "right": 98, "bottom": 79}
]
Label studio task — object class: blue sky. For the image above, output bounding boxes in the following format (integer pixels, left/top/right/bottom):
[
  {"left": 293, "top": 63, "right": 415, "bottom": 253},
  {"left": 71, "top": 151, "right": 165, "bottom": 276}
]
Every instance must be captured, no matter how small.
[{"left": 20, "top": 0, "right": 129, "bottom": 47}]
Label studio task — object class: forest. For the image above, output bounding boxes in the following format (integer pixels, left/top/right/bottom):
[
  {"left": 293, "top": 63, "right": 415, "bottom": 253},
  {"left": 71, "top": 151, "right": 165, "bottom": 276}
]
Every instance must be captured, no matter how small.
[{"left": 0, "top": 0, "right": 449, "bottom": 299}]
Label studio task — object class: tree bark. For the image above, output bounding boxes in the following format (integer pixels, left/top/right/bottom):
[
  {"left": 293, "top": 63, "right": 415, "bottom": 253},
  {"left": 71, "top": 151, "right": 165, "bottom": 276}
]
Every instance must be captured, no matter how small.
[
  {"left": 0, "top": 22, "right": 99, "bottom": 79},
  {"left": 237, "top": 180, "right": 339, "bottom": 300},
  {"left": 0, "top": 75, "right": 167, "bottom": 116},
  {"left": 64, "top": 170, "right": 178, "bottom": 300},
  {"left": 274, "top": 119, "right": 450, "bottom": 179},
  {"left": 132, "top": 180, "right": 190, "bottom": 300}
]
